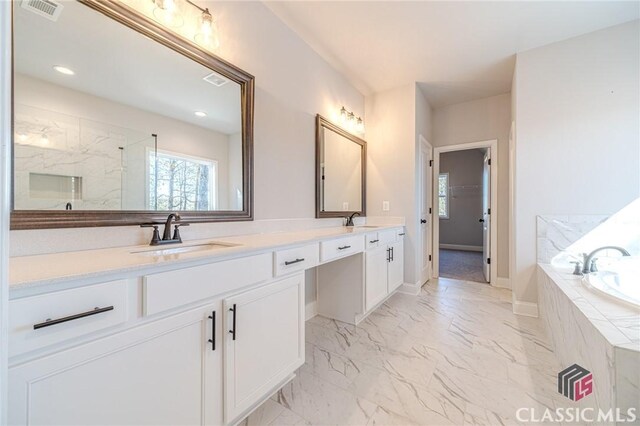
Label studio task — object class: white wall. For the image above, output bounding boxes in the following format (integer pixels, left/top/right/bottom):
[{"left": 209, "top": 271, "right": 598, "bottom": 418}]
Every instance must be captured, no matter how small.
[
  {"left": 366, "top": 83, "right": 432, "bottom": 288},
  {"left": 10, "top": 1, "right": 365, "bottom": 256},
  {"left": 0, "top": 1, "right": 10, "bottom": 421},
  {"left": 512, "top": 20, "right": 640, "bottom": 305},
  {"left": 439, "top": 149, "right": 484, "bottom": 248},
  {"left": 432, "top": 93, "right": 511, "bottom": 278}
]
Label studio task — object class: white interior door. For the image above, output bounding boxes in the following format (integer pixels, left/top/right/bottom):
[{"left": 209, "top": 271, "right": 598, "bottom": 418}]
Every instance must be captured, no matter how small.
[
  {"left": 419, "top": 137, "right": 433, "bottom": 284},
  {"left": 482, "top": 151, "right": 491, "bottom": 282}
]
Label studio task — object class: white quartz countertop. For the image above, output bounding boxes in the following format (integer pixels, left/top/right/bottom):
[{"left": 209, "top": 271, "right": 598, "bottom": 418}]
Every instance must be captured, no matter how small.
[{"left": 10, "top": 225, "right": 402, "bottom": 298}]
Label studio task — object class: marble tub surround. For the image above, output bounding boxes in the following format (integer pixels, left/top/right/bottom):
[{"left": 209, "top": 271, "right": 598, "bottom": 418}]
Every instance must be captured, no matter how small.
[
  {"left": 239, "top": 277, "right": 567, "bottom": 426},
  {"left": 9, "top": 222, "right": 403, "bottom": 298},
  {"left": 538, "top": 265, "right": 640, "bottom": 420},
  {"left": 537, "top": 203, "right": 640, "bottom": 265}
]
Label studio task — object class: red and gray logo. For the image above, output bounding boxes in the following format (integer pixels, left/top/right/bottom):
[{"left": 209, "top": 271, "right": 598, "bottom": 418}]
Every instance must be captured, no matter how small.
[{"left": 558, "top": 364, "right": 593, "bottom": 401}]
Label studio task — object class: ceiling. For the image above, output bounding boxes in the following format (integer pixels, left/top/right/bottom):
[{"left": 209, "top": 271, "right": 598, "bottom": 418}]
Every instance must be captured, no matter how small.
[
  {"left": 265, "top": 1, "right": 640, "bottom": 107},
  {"left": 14, "top": 0, "right": 242, "bottom": 134}
]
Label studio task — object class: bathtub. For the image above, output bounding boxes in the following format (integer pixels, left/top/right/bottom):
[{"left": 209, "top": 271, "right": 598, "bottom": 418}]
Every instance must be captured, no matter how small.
[{"left": 583, "top": 257, "right": 640, "bottom": 308}]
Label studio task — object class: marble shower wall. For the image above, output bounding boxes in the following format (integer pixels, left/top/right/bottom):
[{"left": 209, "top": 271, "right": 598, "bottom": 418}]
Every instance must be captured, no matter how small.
[{"left": 14, "top": 104, "right": 151, "bottom": 210}]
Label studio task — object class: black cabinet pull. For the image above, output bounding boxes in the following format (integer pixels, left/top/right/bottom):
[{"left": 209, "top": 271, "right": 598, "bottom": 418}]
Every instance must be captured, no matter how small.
[
  {"left": 338, "top": 245, "right": 351, "bottom": 250},
  {"left": 284, "top": 258, "right": 305, "bottom": 266},
  {"left": 33, "top": 306, "right": 114, "bottom": 330},
  {"left": 398, "top": 233, "right": 405, "bottom": 236},
  {"left": 421, "top": 219, "right": 427, "bottom": 224},
  {"left": 229, "top": 304, "right": 237, "bottom": 341},
  {"left": 208, "top": 311, "right": 216, "bottom": 351},
  {"left": 369, "top": 239, "right": 379, "bottom": 243},
  {"left": 391, "top": 247, "right": 394, "bottom": 261},
  {"left": 387, "top": 248, "right": 391, "bottom": 262}
]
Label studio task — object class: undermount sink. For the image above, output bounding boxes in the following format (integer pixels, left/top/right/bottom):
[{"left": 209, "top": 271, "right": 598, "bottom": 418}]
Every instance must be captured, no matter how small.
[{"left": 131, "top": 242, "right": 240, "bottom": 257}]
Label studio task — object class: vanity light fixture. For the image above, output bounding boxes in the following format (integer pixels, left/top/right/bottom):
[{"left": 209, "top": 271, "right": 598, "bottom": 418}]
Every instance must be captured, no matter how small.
[
  {"left": 152, "top": 0, "right": 184, "bottom": 27},
  {"left": 53, "top": 65, "right": 74, "bottom": 75},
  {"left": 194, "top": 111, "right": 207, "bottom": 117},
  {"left": 194, "top": 7, "right": 219, "bottom": 49},
  {"left": 339, "top": 106, "right": 364, "bottom": 134}
]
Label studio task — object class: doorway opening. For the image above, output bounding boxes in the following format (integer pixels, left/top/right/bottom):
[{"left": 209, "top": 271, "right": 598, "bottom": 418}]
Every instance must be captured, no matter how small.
[{"left": 433, "top": 140, "right": 497, "bottom": 285}]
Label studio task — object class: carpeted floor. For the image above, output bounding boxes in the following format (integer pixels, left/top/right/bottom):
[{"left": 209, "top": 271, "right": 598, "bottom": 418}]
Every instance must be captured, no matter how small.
[{"left": 439, "top": 249, "right": 487, "bottom": 283}]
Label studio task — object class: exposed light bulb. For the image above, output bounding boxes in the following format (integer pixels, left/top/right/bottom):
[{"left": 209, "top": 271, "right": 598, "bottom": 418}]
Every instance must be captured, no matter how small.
[
  {"left": 356, "top": 117, "right": 364, "bottom": 133},
  {"left": 153, "top": 0, "right": 183, "bottom": 27},
  {"left": 340, "top": 107, "right": 347, "bottom": 123},
  {"left": 194, "top": 111, "right": 207, "bottom": 117},
  {"left": 195, "top": 9, "right": 219, "bottom": 49}
]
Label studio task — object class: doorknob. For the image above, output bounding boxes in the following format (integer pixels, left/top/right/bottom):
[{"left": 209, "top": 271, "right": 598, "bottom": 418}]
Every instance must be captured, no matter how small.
[
  {"left": 479, "top": 219, "right": 484, "bottom": 223},
  {"left": 420, "top": 219, "right": 427, "bottom": 224}
]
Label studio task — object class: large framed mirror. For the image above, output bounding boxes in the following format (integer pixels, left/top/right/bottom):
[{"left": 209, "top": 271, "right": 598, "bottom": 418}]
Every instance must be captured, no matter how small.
[
  {"left": 10, "top": 0, "right": 254, "bottom": 229},
  {"left": 316, "top": 115, "right": 366, "bottom": 218}
]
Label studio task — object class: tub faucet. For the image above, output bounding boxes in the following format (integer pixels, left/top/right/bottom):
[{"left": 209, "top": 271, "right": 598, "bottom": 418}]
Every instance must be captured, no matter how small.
[{"left": 582, "top": 246, "right": 630, "bottom": 274}]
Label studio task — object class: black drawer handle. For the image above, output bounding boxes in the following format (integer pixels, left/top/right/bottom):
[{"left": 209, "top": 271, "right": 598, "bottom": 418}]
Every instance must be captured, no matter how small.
[
  {"left": 229, "top": 304, "right": 237, "bottom": 341},
  {"left": 369, "top": 239, "right": 379, "bottom": 243},
  {"left": 338, "top": 245, "right": 351, "bottom": 250},
  {"left": 398, "top": 233, "right": 405, "bottom": 236},
  {"left": 33, "top": 306, "right": 114, "bottom": 330},
  {"left": 208, "top": 311, "right": 216, "bottom": 351},
  {"left": 284, "top": 258, "right": 305, "bottom": 266}
]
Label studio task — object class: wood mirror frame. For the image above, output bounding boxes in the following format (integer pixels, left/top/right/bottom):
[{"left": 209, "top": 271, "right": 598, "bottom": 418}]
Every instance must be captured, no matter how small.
[
  {"left": 10, "top": 0, "right": 254, "bottom": 230},
  {"left": 315, "top": 114, "right": 366, "bottom": 219}
]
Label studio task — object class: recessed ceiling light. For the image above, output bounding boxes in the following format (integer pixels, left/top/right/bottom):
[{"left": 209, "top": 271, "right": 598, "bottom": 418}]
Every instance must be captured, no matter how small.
[
  {"left": 194, "top": 111, "right": 207, "bottom": 117},
  {"left": 53, "top": 65, "right": 75, "bottom": 75}
]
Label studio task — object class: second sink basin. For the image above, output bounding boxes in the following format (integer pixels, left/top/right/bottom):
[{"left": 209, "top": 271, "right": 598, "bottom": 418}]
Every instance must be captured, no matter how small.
[{"left": 132, "top": 241, "right": 240, "bottom": 257}]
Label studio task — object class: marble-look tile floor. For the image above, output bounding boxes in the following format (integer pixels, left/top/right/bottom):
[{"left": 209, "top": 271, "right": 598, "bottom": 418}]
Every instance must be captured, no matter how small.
[{"left": 241, "top": 278, "right": 567, "bottom": 426}]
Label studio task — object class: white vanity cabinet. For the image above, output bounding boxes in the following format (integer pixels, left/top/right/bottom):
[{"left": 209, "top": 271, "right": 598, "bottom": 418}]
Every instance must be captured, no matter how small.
[
  {"left": 364, "top": 229, "right": 405, "bottom": 312},
  {"left": 8, "top": 300, "right": 223, "bottom": 426},
  {"left": 223, "top": 273, "right": 305, "bottom": 424}
]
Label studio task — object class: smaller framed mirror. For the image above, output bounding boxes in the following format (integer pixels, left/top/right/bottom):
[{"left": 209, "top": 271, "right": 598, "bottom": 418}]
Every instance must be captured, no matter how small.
[{"left": 316, "top": 115, "right": 366, "bottom": 218}]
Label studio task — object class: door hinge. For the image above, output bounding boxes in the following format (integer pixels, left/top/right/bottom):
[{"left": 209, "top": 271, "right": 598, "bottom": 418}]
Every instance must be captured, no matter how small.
[
  {"left": 488, "top": 159, "right": 491, "bottom": 166},
  {"left": 488, "top": 208, "right": 491, "bottom": 215},
  {"left": 429, "top": 160, "right": 433, "bottom": 167},
  {"left": 428, "top": 255, "right": 432, "bottom": 261},
  {"left": 487, "top": 258, "right": 491, "bottom": 265}
]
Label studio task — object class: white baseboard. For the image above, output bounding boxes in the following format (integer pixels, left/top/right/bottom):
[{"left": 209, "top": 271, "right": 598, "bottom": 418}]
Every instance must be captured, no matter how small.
[
  {"left": 439, "top": 244, "right": 483, "bottom": 252},
  {"left": 305, "top": 300, "right": 318, "bottom": 321},
  {"left": 494, "top": 277, "right": 511, "bottom": 289},
  {"left": 397, "top": 281, "right": 421, "bottom": 296},
  {"left": 513, "top": 300, "right": 538, "bottom": 317}
]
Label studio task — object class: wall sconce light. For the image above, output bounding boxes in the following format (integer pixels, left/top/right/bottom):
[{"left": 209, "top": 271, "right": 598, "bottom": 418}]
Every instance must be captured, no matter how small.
[
  {"left": 152, "top": 0, "right": 183, "bottom": 27},
  {"left": 151, "top": 0, "right": 220, "bottom": 49},
  {"left": 339, "top": 106, "right": 364, "bottom": 134}
]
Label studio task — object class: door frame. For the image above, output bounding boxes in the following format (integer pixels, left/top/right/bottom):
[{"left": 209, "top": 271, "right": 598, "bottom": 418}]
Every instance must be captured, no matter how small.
[
  {"left": 417, "top": 135, "right": 433, "bottom": 286},
  {"left": 432, "top": 139, "right": 498, "bottom": 286}
]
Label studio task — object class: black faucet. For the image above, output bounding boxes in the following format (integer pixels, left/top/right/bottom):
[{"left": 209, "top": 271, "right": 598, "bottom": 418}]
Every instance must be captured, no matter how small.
[
  {"left": 141, "top": 213, "right": 189, "bottom": 246},
  {"left": 345, "top": 212, "right": 360, "bottom": 227}
]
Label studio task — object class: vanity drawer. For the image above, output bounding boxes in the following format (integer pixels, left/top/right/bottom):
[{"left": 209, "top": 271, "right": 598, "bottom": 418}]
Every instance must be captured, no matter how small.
[
  {"left": 379, "top": 229, "right": 399, "bottom": 245},
  {"left": 143, "top": 253, "right": 272, "bottom": 316},
  {"left": 274, "top": 243, "right": 319, "bottom": 276},
  {"left": 320, "top": 235, "right": 365, "bottom": 263},
  {"left": 9, "top": 280, "right": 128, "bottom": 358},
  {"left": 365, "top": 232, "right": 380, "bottom": 250}
]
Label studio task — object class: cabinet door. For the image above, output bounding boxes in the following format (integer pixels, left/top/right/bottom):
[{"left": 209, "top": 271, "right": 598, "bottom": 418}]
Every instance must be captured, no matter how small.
[
  {"left": 9, "top": 302, "right": 222, "bottom": 426},
  {"left": 388, "top": 241, "right": 404, "bottom": 292},
  {"left": 223, "top": 274, "right": 304, "bottom": 424},
  {"left": 365, "top": 246, "right": 389, "bottom": 312}
]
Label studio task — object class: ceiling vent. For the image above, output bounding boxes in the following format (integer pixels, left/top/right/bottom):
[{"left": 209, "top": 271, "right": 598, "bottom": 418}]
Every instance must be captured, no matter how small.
[
  {"left": 21, "top": 0, "right": 64, "bottom": 22},
  {"left": 203, "top": 71, "right": 229, "bottom": 87}
]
